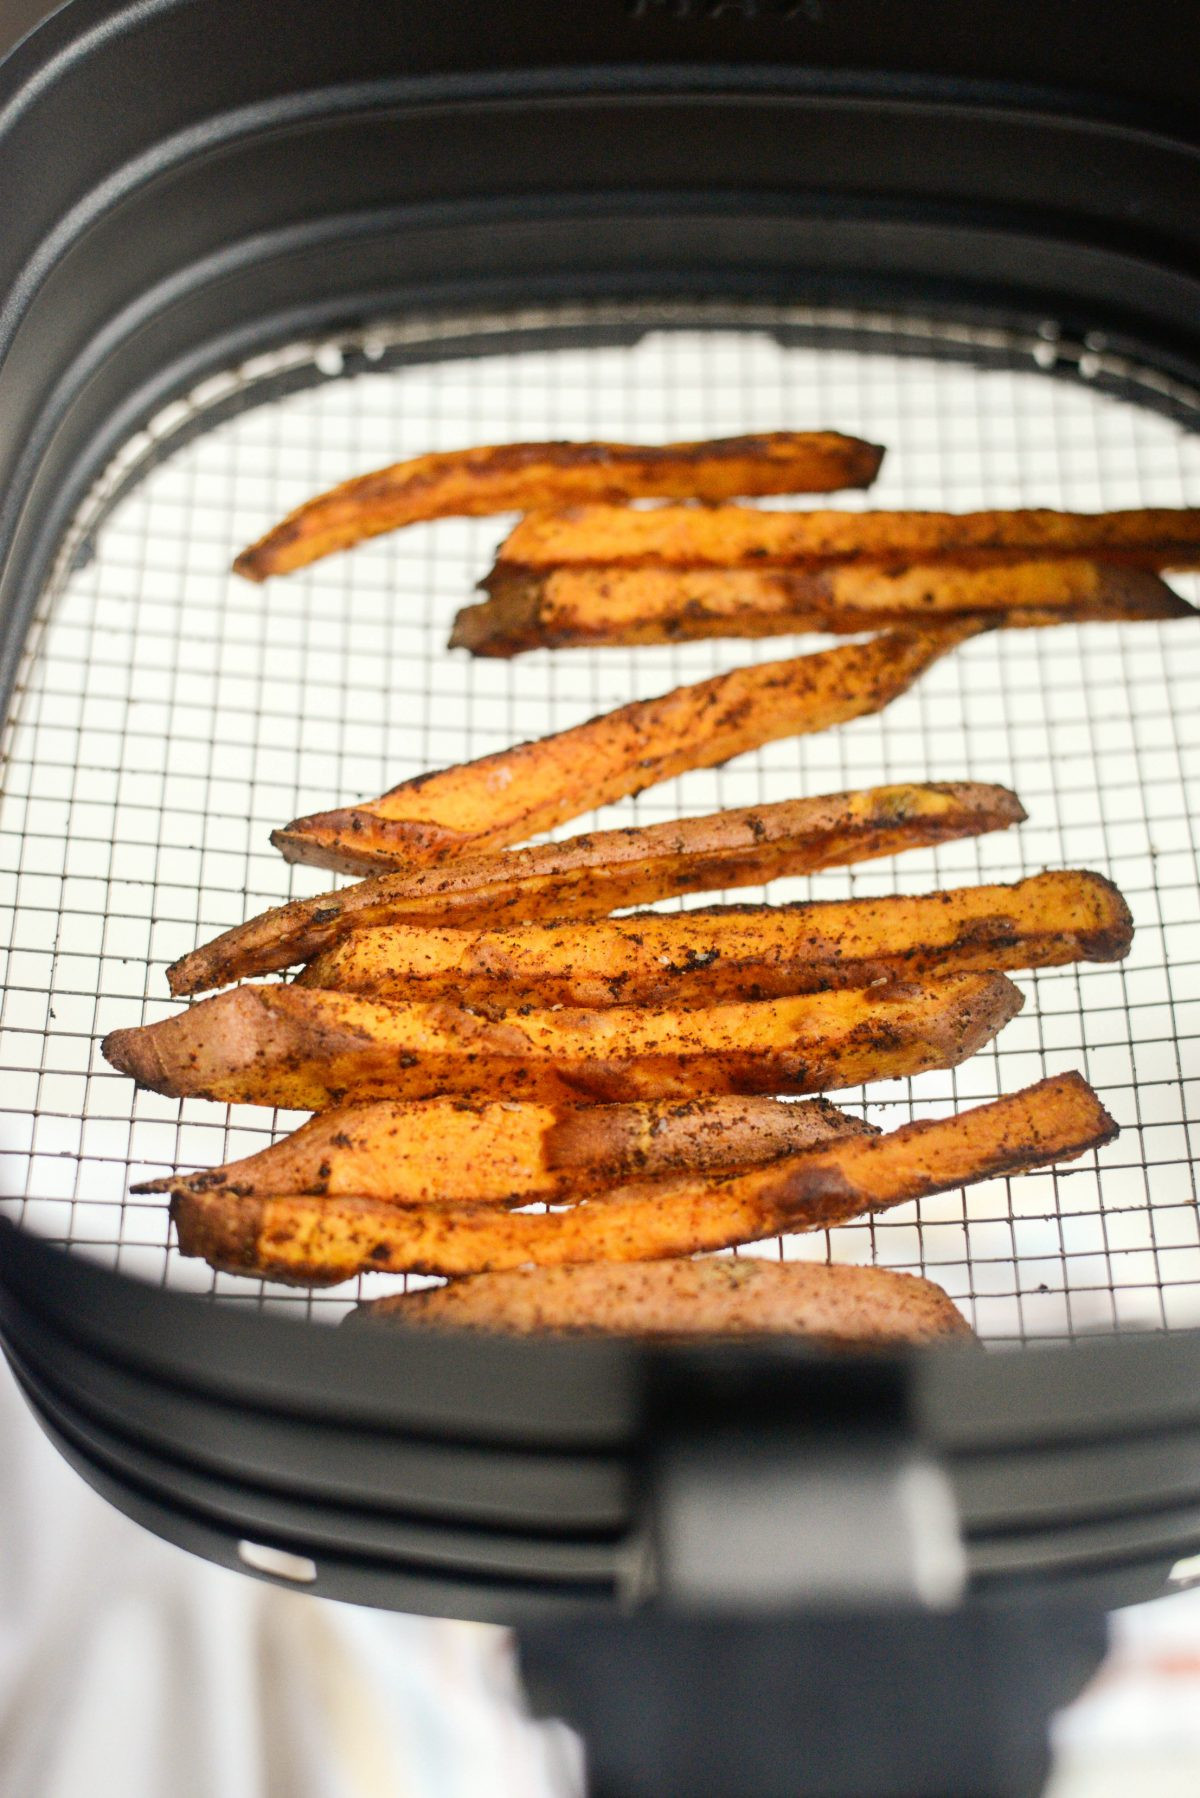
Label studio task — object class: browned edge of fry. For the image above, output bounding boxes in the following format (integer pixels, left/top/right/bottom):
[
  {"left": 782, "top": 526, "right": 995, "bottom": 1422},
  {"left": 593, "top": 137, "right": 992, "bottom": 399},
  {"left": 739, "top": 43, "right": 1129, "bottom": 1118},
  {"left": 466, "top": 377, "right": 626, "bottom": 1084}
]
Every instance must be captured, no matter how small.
[
  {"left": 104, "top": 972, "right": 1024, "bottom": 1110},
  {"left": 269, "top": 625, "right": 987, "bottom": 876},
  {"left": 452, "top": 561, "right": 1194, "bottom": 657},
  {"left": 167, "top": 1071, "right": 1116, "bottom": 1285},
  {"left": 165, "top": 782, "right": 1027, "bottom": 996},
  {"left": 233, "top": 431, "right": 886, "bottom": 580},
  {"left": 294, "top": 868, "right": 1133, "bottom": 1010}
]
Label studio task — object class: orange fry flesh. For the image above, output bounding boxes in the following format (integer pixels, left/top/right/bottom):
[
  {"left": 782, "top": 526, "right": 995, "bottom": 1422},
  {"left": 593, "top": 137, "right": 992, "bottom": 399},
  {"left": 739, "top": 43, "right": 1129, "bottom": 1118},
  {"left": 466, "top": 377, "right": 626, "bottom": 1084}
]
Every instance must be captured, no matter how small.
[
  {"left": 102, "top": 973, "right": 1022, "bottom": 1111},
  {"left": 167, "top": 781, "right": 1024, "bottom": 996},
  {"left": 272, "top": 626, "right": 982, "bottom": 875},
  {"left": 298, "top": 870, "right": 1132, "bottom": 1010},
  {"left": 133, "top": 1094, "right": 872, "bottom": 1203},
  {"left": 170, "top": 1072, "right": 1115, "bottom": 1284},
  {"left": 453, "top": 559, "right": 1193, "bottom": 655},
  {"left": 495, "top": 504, "right": 1200, "bottom": 572},
  {"left": 232, "top": 431, "right": 884, "bottom": 580}
]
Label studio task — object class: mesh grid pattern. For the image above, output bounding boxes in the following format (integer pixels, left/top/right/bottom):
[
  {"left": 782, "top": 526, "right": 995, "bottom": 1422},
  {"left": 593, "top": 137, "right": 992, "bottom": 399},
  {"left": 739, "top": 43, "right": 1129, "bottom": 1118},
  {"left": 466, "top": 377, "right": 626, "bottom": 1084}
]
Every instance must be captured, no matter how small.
[{"left": 2, "top": 305, "right": 1198, "bottom": 1340}]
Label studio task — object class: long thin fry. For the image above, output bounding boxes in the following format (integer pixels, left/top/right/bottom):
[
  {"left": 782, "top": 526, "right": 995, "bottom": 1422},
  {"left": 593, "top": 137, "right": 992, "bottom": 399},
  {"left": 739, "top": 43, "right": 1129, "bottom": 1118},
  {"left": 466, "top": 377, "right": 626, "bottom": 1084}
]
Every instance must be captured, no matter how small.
[
  {"left": 133, "top": 1094, "right": 873, "bottom": 1202},
  {"left": 350, "top": 1257, "right": 974, "bottom": 1344},
  {"left": 103, "top": 973, "right": 1022, "bottom": 1110},
  {"left": 169, "top": 781, "right": 1023, "bottom": 996},
  {"left": 298, "top": 870, "right": 1132, "bottom": 1010},
  {"left": 272, "top": 626, "right": 983, "bottom": 874},
  {"left": 496, "top": 504, "right": 1200, "bottom": 571},
  {"left": 232, "top": 431, "right": 885, "bottom": 580},
  {"left": 453, "top": 559, "right": 1193, "bottom": 655},
  {"left": 170, "top": 1072, "right": 1115, "bottom": 1284}
]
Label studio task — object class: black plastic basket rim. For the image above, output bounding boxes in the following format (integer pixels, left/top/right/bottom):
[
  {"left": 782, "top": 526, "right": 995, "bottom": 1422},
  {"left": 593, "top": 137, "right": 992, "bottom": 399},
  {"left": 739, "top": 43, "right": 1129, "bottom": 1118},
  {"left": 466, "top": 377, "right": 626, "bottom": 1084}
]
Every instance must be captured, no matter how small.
[{"left": 3, "top": 0, "right": 1200, "bottom": 1617}]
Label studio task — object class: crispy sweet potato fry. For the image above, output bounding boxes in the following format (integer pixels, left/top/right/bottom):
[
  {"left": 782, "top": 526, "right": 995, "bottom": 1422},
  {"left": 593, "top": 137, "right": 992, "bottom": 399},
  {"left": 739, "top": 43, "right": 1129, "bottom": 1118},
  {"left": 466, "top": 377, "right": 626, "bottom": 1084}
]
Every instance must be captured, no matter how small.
[
  {"left": 169, "top": 781, "right": 1024, "bottom": 996},
  {"left": 298, "top": 870, "right": 1132, "bottom": 1009},
  {"left": 495, "top": 504, "right": 1200, "bottom": 571},
  {"left": 133, "top": 1094, "right": 873, "bottom": 1202},
  {"left": 350, "top": 1257, "right": 973, "bottom": 1343},
  {"left": 272, "top": 626, "right": 983, "bottom": 874},
  {"left": 232, "top": 432, "right": 885, "bottom": 580},
  {"left": 542, "top": 1094, "right": 876, "bottom": 1181},
  {"left": 170, "top": 1072, "right": 1115, "bottom": 1284},
  {"left": 168, "top": 1173, "right": 821, "bottom": 1285},
  {"left": 454, "top": 559, "right": 1193, "bottom": 655},
  {"left": 103, "top": 973, "right": 1022, "bottom": 1110}
]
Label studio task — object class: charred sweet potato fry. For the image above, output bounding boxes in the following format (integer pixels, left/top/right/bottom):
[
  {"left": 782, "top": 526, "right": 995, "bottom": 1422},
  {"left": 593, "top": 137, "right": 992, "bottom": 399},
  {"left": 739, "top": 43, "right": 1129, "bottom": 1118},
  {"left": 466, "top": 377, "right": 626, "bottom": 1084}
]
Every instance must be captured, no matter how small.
[
  {"left": 495, "top": 504, "right": 1200, "bottom": 571},
  {"left": 298, "top": 870, "right": 1132, "bottom": 1010},
  {"left": 232, "top": 432, "right": 885, "bottom": 580},
  {"left": 169, "top": 1170, "right": 828, "bottom": 1285},
  {"left": 134, "top": 1094, "right": 874, "bottom": 1203},
  {"left": 169, "top": 781, "right": 1023, "bottom": 996},
  {"left": 454, "top": 559, "right": 1193, "bottom": 655},
  {"left": 272, "top": 626, "right": 983, "bottom": 874},
  {"left": 170, "top": 1072, "right": 1115, "bottom": 1284},
  {"left": 103, "top": 973, "right": 1022, "bottom": 1110},
  {"left": 349, "top": 1257, "right": 973, "bottom": 1343},
  {"left": 750, "top": 1068, "right": 1117, "bottom": 1229}
]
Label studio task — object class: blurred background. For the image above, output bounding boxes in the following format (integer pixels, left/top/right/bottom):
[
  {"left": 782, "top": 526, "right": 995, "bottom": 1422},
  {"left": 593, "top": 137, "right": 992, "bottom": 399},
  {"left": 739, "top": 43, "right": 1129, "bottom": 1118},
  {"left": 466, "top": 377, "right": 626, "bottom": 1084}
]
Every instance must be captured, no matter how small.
[
  {"left": 3, "top": 1355, "right": 1199, "bottom": 1798},
  {"left": 0, "top": 1360, "right": 582, "bottom": 1798}
]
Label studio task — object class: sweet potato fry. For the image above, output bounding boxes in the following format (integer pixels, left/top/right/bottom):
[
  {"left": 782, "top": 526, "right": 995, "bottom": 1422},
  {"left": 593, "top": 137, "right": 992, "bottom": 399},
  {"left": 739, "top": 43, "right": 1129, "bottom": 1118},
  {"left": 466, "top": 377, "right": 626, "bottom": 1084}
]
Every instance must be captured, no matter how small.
[
  {"left": 103, "top": 973, "right": 1022, "bottom": 1110},
  {"left": 168, "top": 1173, "right": 821, "bottom": 1285},
  {"left": 169, "top": 781, "right": 1023, "bottom": 996},
  {"left": 170, "top": 1072, "right": 1115, "bottom": 1284},
  {"left": 298, "top": 870, "right": 1131, "bottom": 1010},
  {"left": 350, "top": 1257, "right": 973, "bottom": 1344},
  {"left": 232, "top": 432, "right": 885, "bottom": 580},
  {"left": 133, "top": 1094, "right": 873, "bottom": 1202},
  {"left": 542, "top": 1094, "right": 876, "bottom": 1182},
  {"left": 495, "top": 504, "right": 1200, "bottom": 571},
  {"left": 454, "top": 559, "right": 1193, "bottom": 655},
  {"left": 272, "top": 626, "right": 983, "bottom": 874}
]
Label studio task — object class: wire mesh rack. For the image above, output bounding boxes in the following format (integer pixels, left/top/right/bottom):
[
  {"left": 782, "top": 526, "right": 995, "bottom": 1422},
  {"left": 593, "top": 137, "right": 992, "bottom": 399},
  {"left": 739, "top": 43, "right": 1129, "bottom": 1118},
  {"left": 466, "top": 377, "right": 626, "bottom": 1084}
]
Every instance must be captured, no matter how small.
[{"left": 1, "top": 301, "right": 1198, "bottom": 1342}]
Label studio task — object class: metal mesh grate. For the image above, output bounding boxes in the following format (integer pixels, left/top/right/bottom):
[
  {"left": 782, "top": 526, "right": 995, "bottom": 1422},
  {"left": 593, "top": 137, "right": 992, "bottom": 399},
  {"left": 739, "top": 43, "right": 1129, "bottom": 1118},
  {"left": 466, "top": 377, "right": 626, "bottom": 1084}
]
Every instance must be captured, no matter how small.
[{"left": 2, "top": 301, "right": 1199, "bottom": 1341}]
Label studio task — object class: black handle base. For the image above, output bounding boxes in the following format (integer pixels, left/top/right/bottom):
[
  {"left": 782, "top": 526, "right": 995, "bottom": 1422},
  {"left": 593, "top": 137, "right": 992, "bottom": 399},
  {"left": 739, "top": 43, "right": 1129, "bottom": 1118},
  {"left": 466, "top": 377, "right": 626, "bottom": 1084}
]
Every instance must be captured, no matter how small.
[{"left": 519, "top": 1601, "right": 1107, "bottom": 1798}]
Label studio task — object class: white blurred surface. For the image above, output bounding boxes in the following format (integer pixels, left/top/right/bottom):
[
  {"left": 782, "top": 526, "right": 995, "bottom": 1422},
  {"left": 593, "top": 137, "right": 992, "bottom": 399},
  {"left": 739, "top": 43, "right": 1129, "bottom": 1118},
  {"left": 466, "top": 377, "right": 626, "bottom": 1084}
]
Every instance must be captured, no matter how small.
[
  {"left": 1048, "top": 1581, "right": 1200, "bottom": 1798},
  {"left": 4, "top": 1353, "right": 1200, "bottom": 1797},
  {"left": 0, "top": 1359, "right": 581, "bottom": 1798}
]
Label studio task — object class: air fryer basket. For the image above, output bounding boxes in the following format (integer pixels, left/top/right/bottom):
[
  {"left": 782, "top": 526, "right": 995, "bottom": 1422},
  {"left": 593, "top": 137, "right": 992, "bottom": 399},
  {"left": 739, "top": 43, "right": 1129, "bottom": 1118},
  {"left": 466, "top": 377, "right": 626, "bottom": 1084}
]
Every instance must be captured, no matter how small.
[{"left": 3, "top": 0, "right": 1200, "bottom": 1634}]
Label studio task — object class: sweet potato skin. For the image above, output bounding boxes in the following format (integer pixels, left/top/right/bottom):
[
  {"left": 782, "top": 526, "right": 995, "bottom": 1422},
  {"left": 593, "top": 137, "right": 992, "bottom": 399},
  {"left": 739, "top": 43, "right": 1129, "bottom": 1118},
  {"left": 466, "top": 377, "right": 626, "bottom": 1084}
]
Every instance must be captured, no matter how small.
[
  {"left": 454, "top": 559, "right": 1193, "bottom": 655},
  {"left": 298, "top": 870, "right": 1132, "bottom": 1009},
  {"left": 170, "top": 1072, "right": 1115, "bottom": 1283},
  {"left": 134, "top": 1093, "right": 872, "bottom": 1202},
  {"left": 232, "top": 431, "right": 885, "bottom": 580},
  {"left": 168, "top": 781, "right": 1025, "bottom": 995},
  {"left": 273, "top": 626, "right": 983, "bottom": 874},
  {"left": 542, "top": 1094, "right": 875, "bottom": 1180},
  {"left": 103, "top": 973, "right": 1022, "bottom": 1110},
  {"left": 497, "top": 504, "right": 1200, "bottom": 571},
  {"left": 350, "top": 1257, "right": 974, "bottom": 1344}
]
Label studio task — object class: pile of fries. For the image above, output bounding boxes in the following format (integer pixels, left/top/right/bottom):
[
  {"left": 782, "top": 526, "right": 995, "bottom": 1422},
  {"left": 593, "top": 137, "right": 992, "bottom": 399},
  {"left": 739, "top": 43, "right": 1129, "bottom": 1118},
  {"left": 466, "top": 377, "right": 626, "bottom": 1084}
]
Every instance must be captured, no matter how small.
[{"left": 103, "top": 430, "right": 1200, "bottom": 1343}]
